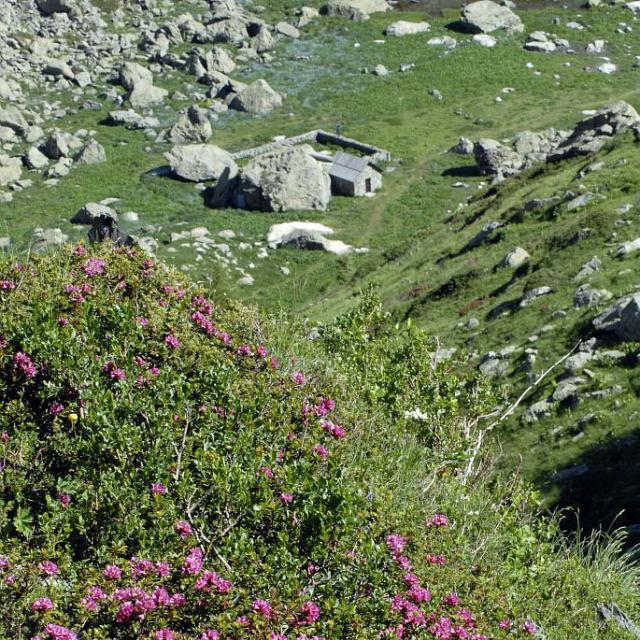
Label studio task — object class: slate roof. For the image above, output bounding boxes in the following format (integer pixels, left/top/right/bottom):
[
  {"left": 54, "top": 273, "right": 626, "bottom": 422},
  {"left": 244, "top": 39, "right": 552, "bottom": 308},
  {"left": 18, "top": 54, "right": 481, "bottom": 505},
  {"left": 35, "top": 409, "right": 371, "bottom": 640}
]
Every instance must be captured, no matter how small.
[{"left": 328, "top": 151, "right": 370, "bottom": 183}]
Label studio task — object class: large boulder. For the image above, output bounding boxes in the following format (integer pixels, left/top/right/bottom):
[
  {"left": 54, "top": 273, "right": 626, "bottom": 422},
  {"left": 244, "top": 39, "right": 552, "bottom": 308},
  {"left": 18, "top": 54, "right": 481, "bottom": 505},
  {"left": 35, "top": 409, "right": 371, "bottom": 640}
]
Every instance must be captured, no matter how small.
[
  {"left": 169, "top": 106, "right": 213, "bottom": 143},
  {"left": 593, "top": 294, "right": 640, "bottom": 341},
  {"left": 233, "top": 145, "right": 331, "bottom": 212},
  {"left": 0, "top": 106, "right": 29, "bottom": 137},
  {"left": 384, "top": 20, "right": 430, "bottom": 36},
  {"left": 229, "top": 79, "right": 282, "bottom": 115},
  {"left": 74, "top": 139, "right": 107, "bottom": 164},
  {"left": 473, "top": 139, "right": 524, "bottom": 176},
  {"left": 119, "top": 62, "right": 153, "bottom": 91},
  {"left": 267, "top": 221, "right": 354, "bottom": 255},
  {"left": 36, "top": 0, "right": 78, "bottom": 15},
  {"left": 320, "top": 0, "right": 390, "bottom": 20},
  {"left": 128, "top": 83, "right": 168, "bottom": 109},
  {"left": 71, "top": 203, "right": 118, "bottom": 225},
  {"left": 548, "top": 101, "right": 640, "bottom": 162},
  {"left": 458, "top": 0, "right": 524, "bottom": 34},
  {"left": 165, "top": 144, "right": 238, "bottom": 183}
]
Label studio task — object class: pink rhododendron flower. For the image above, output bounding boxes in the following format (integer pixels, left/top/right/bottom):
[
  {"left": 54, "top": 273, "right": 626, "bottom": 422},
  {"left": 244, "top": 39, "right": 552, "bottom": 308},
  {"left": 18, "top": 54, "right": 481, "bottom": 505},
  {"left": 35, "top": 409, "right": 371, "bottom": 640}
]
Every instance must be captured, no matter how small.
[
  {"left": 43, "top": 624, "right": 76, "bottom": 640},
  {"left": 155, "top": 562, "right": 171, "bottom": 577},
  {"left": 50, "top": 402, "right": 65, "bottom": 416},
  {"left": 320, "top": 420, "right": 346, "bottom": 439},
  {"left": 425, "top": 513, "right": 450, "bottom": 528},
  {"left": 312, "top": 444, "right": 328, "bottom": 459},
  {"left": 252, "top": 599, "right": 272, "bottom": 619},
  {"left": 385, "top": 534, "right": 407, "bottom": 555},
  {"left": 292, "top": 371, "right": 305, "bottom": 385},
  {"left": 498, "top": 619, "right": 511, "bottom": 630},
  {"left": 182, "top": 547, "right": 203, "bottom": 575},
  {"left": 165, "top": 335, "right": 181, "bottom": 349},
  {"left": 13, "top": 351, "right": 37, "bottom": 378},
  {"left": 32, "top": 598, "right": 54, "bottom": 612},
  {"left": 175, "top": 520, "right": 192, "bottom": 539},
  {"left": 57, "top": 315, "right": 69, "bottom": 326},
  {"left": 426, "top": 554, "right": 446, "bottom": 566},
  {"left": 102, "top": 361, "right": 125, "bottom": 381},
  {"left": 257, "top": 466, "right": 274, "bottom": 480},
  {"left": 195, "top": 570, "right": 232, "bottom": 594},
  {"left": 57, "top": 492, "right": 71, "bottom": 506},
  {"left": 443, "top": 593, "right": 461, "bottom": 607},
  {"left": 73, "top": 245, "right": 86, "bottom": 256},
  {"left": 270, "top": 634, "right": 287, "bottom": 640},
  {"left": 39, "top": 560, "right": 59, "bottom": 576},
  {"left": 134, "top": 316, "right": 148, "bottom": 327},
  {"left": 201, "top": 631, "right": 220, "bottom": 640},
  {"left": 236, "top": 344, "right": 252, "bottom": 356},
  {"left": 154, "top": 629, "right": 174, "bottom": 640},
  {"left": 280, "top": 492, "right": 294, "bottom": 504},
  {"left": 103, "top": 564, "right": 122, "bottom": 580},
  {"left": 256, "top": 344, "right": 267, "bottom": 357},
  {"left": 522, "top": 621, "right": 538, "bottom": 635},
  {"left": 298, "top": 600, "right": 320, "bottom": 625},
  {"left": 0, "top": 557, "right": 9, "bottom": 570},
  {"left": 82, "top": 257, "right": 106, "bottom": 277},
  {"left": 150, "top": 482, "right": 166, "bottom": 495}
]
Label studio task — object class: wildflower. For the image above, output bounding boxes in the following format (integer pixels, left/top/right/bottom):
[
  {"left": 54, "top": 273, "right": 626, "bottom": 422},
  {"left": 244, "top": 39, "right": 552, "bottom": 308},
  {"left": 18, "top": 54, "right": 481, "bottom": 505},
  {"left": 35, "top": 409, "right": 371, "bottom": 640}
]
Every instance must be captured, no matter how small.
[
  {"left": 0, "top": 557, "right": 9, "bottom": 570},
  {"left": 82, "top": 257, "right": 106, "bottom": 277},
  {"left": 270, "top": 634, "right": 287, "bottom": 640},
  {"left": 57, "top": 316, "right": 69, "bottom": 326},
  {"left": 307, "top": 562, "right": 317, "bottom": 575},
  {"left": 256, "top": 344, "right": 267, "bottom": 357},
  {"left": 102, "top": 361, "right": 125, "bottom": 381},
  {"left": 236, "top": 344, "right": 252, "bottom": 356},
  {"left": 182, "top": 547, "right": 203, "bottom": 575},
  {"left": 0, "top": 336, "right": 7, "bottom": 349},
  {"left": 498, "top": 620, "right": 511, "bottom": 630},
  {"left": 292, "top": 371, "right": 305, "bottom": 385},
  {"left": 320, "top": 420, "right": 346, "bottom": 439},
  {"left": 150, "top": 482, "right": 166, "bottom": 495},
  {"left": 312, "top": 444, "right": 328, "bottom": 459},
  {"left": 4, "top": 574, "right": 16, "bottom": 585},
  {"left": 57, "top": 493, "right": 71, "bottom": 506},
  {"left": 39, "top": 560, "right": 59, "bottom": 576},
  {"left": 192, "top": 296, "right": 214, "bottom": 315},
  {"left": 175, "top": 520, "right": 192, "bottom": 539},
  {"left": 269, "top": 356, "right": 279, "bottom": 369},
  {"left": 0, "top": 432, "right": 8, "bottom": 443},
  {"left": 257, "top": 466, "right": 274, "bottom": 480},
  {"left": 134, "top": 316, "right": 148, "bottom": 327},
  {"left": 252, "top": 599, "right": 272, "bottom": 619},
  {"left": 457, "top": 609, "right": 475, "bottom": 628},
  {"left": 42, "top": 624, "right": 77, "bottom": 640},
  {"left": 154, "top": 629, "right": 174, "bottom": 640},
  {"left": 394, "top": 555, "right": 411, "bottom": 571},
  {"left": 73, "top": 245, "right": 86, "bottom": 257},
  {"left": 280, "top": 492, "right": 294, "bottom": 504},
  {"left": 385, "top": 534, "right": 407, "bottom": 555},
  {"left": 32, "top": 598, "right": 54, "bottom": 612},
  {"left": 49, "top": 403, "right": 65, "bottom": 416},
  {"left": 402, "top": 573, "right": 420, "bottom": 588},
  {"left": 201, "top": 631, "right": 220, "bottom": 640},
  {"left": 522, "top": 621, "right": 538, "bottom": 635},
  {"left": 194, "top": 570, "right": 232, "bottom": 594},
  {"left": 0, "top": 279, "right": 16, "bottom": 290},
  {"left": 131, "top": 557, "right": 155, "bottom": 579},
  {"left": 165, "top": 335, "right": 181, "bottom": 349},
  {"left": 155, "top": 562, "right": 171, "bottom": 577},
  {"left": 13, "top": 351, "right": 37, "bottom": 379},
  {"left": 426, "top": 554, "right": 446, "bottom": 566},
  {"left": 443, "top": 593, "right": 461, "bottom": 607},
  {"left": 103, "top": 564, "right": 122, "bottom": 580},
  {"left": 192, "top": 311, "right": 215, "bottom": 335},
  {"left": 298, "top": 601, "right": 320, "bottom": 625},
  {"left": 425, "top": 513, "right": 450, "bottom": 528}
]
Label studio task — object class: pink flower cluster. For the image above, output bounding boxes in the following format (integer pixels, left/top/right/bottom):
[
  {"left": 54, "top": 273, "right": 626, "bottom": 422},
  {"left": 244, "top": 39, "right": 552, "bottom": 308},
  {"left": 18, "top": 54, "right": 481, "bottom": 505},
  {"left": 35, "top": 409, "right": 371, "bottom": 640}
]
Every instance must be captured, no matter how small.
[
  {"left": 194, "top": 570, "right": 232, "bottom": 594},
  {"left": 0, "top": 279, "right": 15, "bottom": 290},
  {"left": 175, "top": 520, "right": 192, "bottom": 539},
  {"left": 39, "top": 560, "right": 59, "bottom": 576},
  {"left": 164, "top": 335, "right": 181, "bottom": 350},
  {"left": 182, "top": 547, "right": 203, "bottom": 575},
  {"left": 82, "top": 257, "right": 106, "bottom": 278},
  {"left": 114, "top": 585, "right": 186, "bottom": 622},
  {"left": 63, "top": 283, "right": 91, "bottom": 305},
  {"left": 102, "top": 360, "right": 125, "bottom": 381},
  {"left": 425, "top": 514, "right": 450, "bottom": 528},
  {"left": 13, "top": 351, "right": 37, "bottom": 379},
  {"left": 32, "top": 597, "right": 54, "bottom": 612},
  {"left": 42, "top": 624, "right": 77, "bottom": 640},
  {"left": 190, "top": 311, "right": 230, "bottom": 343},
  {"left": 319, "top": 420, "right": 346, "bottom": 439}
]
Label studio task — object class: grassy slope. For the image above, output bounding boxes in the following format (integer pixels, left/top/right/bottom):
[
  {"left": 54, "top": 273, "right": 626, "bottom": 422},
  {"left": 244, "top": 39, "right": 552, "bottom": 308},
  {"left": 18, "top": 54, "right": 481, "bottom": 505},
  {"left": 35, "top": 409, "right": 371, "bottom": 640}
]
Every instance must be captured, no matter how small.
[{"left": 2, "top": 2, "right": 640, "bottom": 537}]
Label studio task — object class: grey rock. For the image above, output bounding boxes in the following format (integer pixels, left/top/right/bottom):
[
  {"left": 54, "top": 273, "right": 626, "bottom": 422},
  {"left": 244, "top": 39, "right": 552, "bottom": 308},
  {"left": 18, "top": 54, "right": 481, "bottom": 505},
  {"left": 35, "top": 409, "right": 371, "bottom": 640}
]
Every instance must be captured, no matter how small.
[
  {"left": 169, "top": 106, "right": 213, "bottom": 143},
  {"left": 448, "top": 137, "right": 474, "bottom": 154},
  {"left": 24, "top": 147, "right": 49, "bottom": 170},
  {"left": 74, "top": 139, "right": 107, "bottom": 164},
  {"left": 385, "top": 20, "right": 430, "bottom": 36},
  {"left": 0, "top": 106, "right": 29, "bottom": 137},
  {"left": 233, "top": 145, "right": 331, "bottom": 212},
  {"left": 565, "top": 351, "right": 593, "bottom": 373},
  {"left": 165, "top": 144, "right": 238, "bottom": 183},
  {"left": 119, "top": 62, "right": 153, "bottom": 91},
  {"left": 499, "top": 246, "right": 529, "bottom": 269},
  {"left": 473, "top": 138, "right": 524, "bottom": 176},
  {"left": 573, "top": 284, "right": 612, "bottom": 308},
  {"left": 525, "top": 399, "right": 553, "bottom": 422},
  {"left": 616, "top": 238, "right": 640, "bottom": 256},
  {"left": 107, "top": 110, "right": 160, "bottom": 130},
  {"left": 128, "top": 82, "right": 168, "bottom": 109},
  {"left": 33, "top": 227, "right": 69, "bottom": 249},
  {"left": 465, "top": 221, "right": 502, "bottom": 249},
  {"left": 71, "top": 202, "right": 118, "bottom": 225},
  {"left": 593, "top": 294, "right": 640, "bottom": 341},
  {"left": 275, "top": 22, "right": 300, "bottom": 37},
  {"left": 459, "top": 0, "right": 524, "bottom": 34},
  {"left": 229, "top": 79, "right": 282, "bottom": 115},
  {"left": 36, "top": 0, "right": 77, "bottom": 15},
  {"left": 574, "top": 256, "right": 601, "bottom": 281},
  {"left": 520, "top": 286, "right": 553, "bottom": 308}
]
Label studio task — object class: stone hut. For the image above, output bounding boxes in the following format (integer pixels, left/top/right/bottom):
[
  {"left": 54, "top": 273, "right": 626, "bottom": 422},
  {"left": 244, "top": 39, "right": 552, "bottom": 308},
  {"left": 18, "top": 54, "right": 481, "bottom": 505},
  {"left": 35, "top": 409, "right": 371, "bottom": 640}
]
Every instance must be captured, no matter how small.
[{"left": 328, "top": 151, "right": 382, "bottom": 197}]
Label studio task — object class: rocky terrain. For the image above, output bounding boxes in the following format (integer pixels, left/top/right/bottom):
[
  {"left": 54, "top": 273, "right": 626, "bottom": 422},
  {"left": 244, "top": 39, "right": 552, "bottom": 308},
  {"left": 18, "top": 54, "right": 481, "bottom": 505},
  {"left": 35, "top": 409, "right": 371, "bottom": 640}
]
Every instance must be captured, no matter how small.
[{"left": 2, "top": 0, "right": 640, "bottom": 550}]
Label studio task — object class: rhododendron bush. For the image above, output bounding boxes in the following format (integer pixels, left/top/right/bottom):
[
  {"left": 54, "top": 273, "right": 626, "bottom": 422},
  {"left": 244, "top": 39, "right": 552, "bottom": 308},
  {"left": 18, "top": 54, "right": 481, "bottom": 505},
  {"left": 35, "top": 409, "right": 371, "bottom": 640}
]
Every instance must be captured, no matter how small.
[{"left": 0, "top": 246, "right": 636, "bottom": 639}]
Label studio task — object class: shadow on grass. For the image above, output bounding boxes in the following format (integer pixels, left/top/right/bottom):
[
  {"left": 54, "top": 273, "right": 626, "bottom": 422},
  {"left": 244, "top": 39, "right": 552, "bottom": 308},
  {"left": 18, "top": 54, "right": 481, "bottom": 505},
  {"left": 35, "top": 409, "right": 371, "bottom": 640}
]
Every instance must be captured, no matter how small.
[
  {"left": 543, "top": 427, "right": 640, "bottom": 547},
  {"left": 441, "top": 165, "right": 481, "bottom": 179}
]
